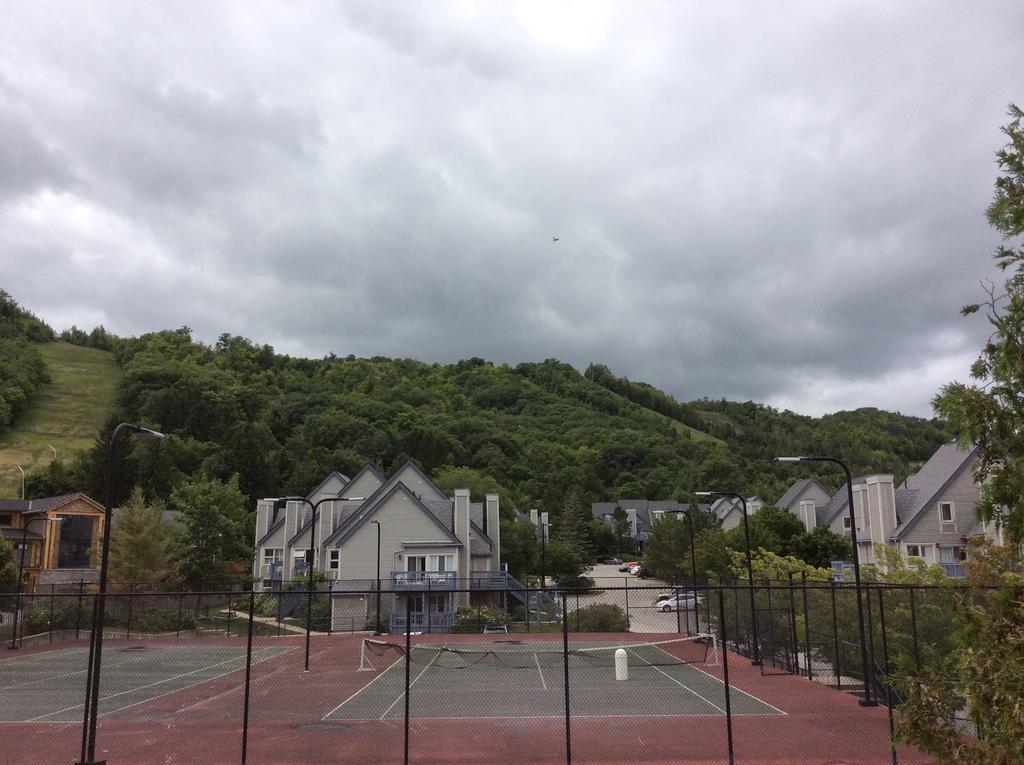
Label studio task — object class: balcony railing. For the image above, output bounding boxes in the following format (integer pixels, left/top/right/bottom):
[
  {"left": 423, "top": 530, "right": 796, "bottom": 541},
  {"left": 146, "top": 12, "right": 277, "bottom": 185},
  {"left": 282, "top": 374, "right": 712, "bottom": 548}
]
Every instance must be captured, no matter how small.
[
  {"left": 391, "top": 571, "right": 456, "bottom": 589},
  {"left": 259, "top": 562, "right": 283, "bottom": 581},
  {"left": 469, "top": 571, "right": 510, "bottom": 589},
  {"left": 389, "top": 611, "right": 455, "bottom": 633}
]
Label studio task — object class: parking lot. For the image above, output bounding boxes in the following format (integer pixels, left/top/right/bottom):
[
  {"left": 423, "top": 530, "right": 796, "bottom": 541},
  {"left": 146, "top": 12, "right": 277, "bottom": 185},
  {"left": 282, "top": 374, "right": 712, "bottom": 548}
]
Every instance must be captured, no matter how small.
[{"left": 576, "top": 564, "right": 704, "bottom": 634}]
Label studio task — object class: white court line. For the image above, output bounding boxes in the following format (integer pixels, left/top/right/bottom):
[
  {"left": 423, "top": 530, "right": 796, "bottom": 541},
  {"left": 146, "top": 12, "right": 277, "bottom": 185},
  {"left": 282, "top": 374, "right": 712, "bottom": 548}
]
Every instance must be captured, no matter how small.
[
  {"left": 26, "top": 649, "right": 279, "bottom": 722},
  {"left": 625, "top": 646, "right": 726, "bottom": 715},
  {"left": 0, "top": 645, "right": 175, "bottom": 691},
  {"left": 534, "top": 653, "right": 547, "bottom": 690},
  {"left": 378, "top": 649, "right": 440, "bottom": 721},
  {"left": 321, "top": 654, "right": 407, "bottom": 720},
  {"left": 626, "top": 639, "right": 787, "bottom": 716}
]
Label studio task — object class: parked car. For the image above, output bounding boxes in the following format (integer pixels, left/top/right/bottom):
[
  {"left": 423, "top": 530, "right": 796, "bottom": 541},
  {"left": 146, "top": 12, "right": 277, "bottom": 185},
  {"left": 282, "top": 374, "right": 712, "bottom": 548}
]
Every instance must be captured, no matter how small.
[
  {"left": 658, "top": 593, "right": 703, "bottom": 612},
  {"left": 628, "top": 564, "right": 642, "bottom": 575},
  {"left": 619, "top": 561, "right": 639, "bottom": 572},
  {"left": 603, "top": 557, "right": 623, "bottom": 565}
]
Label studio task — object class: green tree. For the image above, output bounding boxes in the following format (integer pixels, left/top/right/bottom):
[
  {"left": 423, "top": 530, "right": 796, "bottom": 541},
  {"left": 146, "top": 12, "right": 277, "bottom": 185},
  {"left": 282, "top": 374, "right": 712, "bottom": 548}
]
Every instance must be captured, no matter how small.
[
  {"left": 500, "top": 519, "right": 539, "bottom": 580},
  {"left": 643, "top": 516, "right": 693, "bottom": 580},
  {"left": 0, "top": 537, "right": 18, "bottom": 590},
  {"left": 612, "top": 507, "right": 632, "bottom": 553},
  {"left": 544, "top": 539, "right": 589, "bottom": 587},
  {"left": 934, "top": 104, "right": 1024, "bottom": 545},
  {"left": 789, "top": 526, "right": 853, "bottom": 569},
  {"left": 171, "top": 474, "right": 252, "bottom": 589},
  {"left": 108, "top": 487, "right": 179, "bottom": 590},
  {"left": 895, "top": 540, "right": 1024, "bottom": 763}
]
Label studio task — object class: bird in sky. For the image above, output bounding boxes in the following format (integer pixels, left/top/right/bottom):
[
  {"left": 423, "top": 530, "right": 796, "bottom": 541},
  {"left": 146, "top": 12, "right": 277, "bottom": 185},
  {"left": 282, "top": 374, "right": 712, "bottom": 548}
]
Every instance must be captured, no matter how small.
[{"left": 552, "top": 236, "right": 559, "bottom": 242}]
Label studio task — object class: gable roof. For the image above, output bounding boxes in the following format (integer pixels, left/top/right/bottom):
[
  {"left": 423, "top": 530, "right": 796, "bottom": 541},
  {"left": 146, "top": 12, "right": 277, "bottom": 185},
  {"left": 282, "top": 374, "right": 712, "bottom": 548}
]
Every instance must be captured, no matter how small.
[
  {"left": 305, "top": 470, "right": 351, "bottom": 502},
  {"left": 893, "top": 443, "right": 978, "bottom": 539},
  {"left": 0, "top": 493, "right": 103, "bottom": 515},
  {"left": 776, "top": 478, "right": 831, "bottom": 510},
  {"left": 386, "top": 459, "right": 449, "bottom": 502},
  {"left": 816, "top": 476, "right": 867, "bottom": 527},
  {"left": 329, "top": 482, "right": 463, "bottom": 548},
  {"left": 339, "top": 463, "right": 386, "bottom": 498},
  {"left": 257, "top": 517, "right": 285, "bottom": 546}
]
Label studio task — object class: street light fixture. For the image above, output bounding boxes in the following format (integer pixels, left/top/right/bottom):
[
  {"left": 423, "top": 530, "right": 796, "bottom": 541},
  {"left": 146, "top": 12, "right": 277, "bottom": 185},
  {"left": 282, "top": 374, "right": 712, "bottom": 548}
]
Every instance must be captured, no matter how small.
[
  {"left": 79, "top": 423, "right": 165, "bottom": 765},
  {"left": 276, "top": 494, "right": 345, "bottom": 672},
  {"left": 371, "top": 520, "right": 382, "bottom": 635},
  {"left": 773, "top": 455, "right": 876, "bottom": 706},
  {"left": 696, "top": 491, "right": 760, "bottom": 665},
  {"left": 8, "top": 515, "right": 65, "bottom": 650}
]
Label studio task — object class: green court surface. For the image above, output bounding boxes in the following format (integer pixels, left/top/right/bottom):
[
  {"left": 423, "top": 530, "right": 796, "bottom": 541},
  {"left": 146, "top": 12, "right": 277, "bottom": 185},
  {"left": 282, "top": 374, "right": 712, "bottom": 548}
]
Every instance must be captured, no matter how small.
[
  {"left": 0, "top": 643, "right": 292, "bottom": 723},
  {"left": 326, "top": 639, "right": 784, "bottom": 721}
]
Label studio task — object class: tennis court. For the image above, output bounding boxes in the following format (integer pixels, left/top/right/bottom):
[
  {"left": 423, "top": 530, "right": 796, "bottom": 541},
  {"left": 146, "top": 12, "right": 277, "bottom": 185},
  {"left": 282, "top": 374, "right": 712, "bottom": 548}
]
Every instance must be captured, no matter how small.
[
  {"left": 0, "top": 641, "right": 292, "bottom": 723},
  {"left": 326, "top": 636, "right": 784, "bottom": 721}
]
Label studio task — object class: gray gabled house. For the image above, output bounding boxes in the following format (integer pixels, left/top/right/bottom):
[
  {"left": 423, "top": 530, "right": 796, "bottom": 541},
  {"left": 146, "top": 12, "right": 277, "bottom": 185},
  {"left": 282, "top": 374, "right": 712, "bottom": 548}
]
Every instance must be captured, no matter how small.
[
  {"left": 253, "top": 459, "right": 505, "bottom": 632},
  {"left": 774, "top": 442, "right": 999, "bottom": 576}
]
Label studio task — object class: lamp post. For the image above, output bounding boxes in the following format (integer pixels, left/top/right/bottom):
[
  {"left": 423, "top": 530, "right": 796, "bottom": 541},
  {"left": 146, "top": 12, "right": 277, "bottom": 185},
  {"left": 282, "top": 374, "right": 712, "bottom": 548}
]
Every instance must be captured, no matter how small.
[
  {"left": 773, "top": 455, "right": 875, "bottom": 706},
  {"left": 539, "top": 521, "right": 549, "bottom": 590},
  {"left": 371, "top": 520, "right": 382, "bottom": 635},
  {"left": 79, "top": 422, "right": 164, "bottom": 765},
  {"left": 8, "top": 516, "right": 63, "bottom": 650},
  {"left": 696, "top": 491, "right": 760, "bottom": 665}
]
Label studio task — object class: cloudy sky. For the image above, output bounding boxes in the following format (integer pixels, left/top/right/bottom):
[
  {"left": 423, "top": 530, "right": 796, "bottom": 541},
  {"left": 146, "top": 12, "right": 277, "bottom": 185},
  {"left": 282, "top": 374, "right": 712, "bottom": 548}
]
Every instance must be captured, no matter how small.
[{"left": 1, "top": 2, "right": 1020, "bottom": 417}]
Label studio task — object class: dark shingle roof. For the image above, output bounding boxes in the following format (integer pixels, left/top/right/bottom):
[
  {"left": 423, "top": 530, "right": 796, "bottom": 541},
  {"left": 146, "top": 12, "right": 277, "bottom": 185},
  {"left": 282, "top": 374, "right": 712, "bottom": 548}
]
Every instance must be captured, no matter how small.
[
  {"left": 776, "top": 479, "right": 830, "bottom": 510},
  {"left": 893, "top": 443, "right": 977, "bottom": 539},
  {"left": 0, "top": 494, "right": 89, "bottom": 514}
]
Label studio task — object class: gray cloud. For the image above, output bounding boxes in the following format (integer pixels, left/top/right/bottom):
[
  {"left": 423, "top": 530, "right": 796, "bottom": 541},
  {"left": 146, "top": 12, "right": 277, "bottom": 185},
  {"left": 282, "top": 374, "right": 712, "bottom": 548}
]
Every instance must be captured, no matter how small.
[{"left": 0, "top": 1, "right": 1019, "bottom": 417}]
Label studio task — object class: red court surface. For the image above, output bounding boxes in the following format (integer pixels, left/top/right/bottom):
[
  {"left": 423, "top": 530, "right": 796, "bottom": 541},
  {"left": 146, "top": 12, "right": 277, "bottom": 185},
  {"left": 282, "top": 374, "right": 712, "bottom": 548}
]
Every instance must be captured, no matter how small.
[{"left": 0, "top": 633, "right": 929, "bottom": 765}]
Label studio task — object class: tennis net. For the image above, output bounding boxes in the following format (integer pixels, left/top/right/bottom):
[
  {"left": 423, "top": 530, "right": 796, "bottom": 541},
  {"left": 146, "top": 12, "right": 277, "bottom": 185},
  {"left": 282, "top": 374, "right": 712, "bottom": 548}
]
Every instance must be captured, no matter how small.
[{"left": 359, "top": 634, "right": 719, "bottom": 672}]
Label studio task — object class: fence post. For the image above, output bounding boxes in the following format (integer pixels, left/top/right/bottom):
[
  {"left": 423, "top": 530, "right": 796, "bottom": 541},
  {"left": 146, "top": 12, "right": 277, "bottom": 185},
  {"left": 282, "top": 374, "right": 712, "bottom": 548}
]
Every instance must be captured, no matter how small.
[
  {"left": 877, "top": 587, "right": 897, "bottom": 765},
  {"left": 717, "top": 587, "right": 735, "bottom": 765},
  {"left": 48, "top": 584, "right": 56, "bottom": 643},
  {"left": 126, "top": 583, "right": 135, "bottom": 639},
  {"left": 404, "top": 597, "right": 411, "bottom": 765},
  {"left": 908, "top": 587, "right": 920, "bottom": 671},
  {"left": 864, "top": 585, "right": 876, "bottom": 705},
  {"left": 75, "top": 579, "right": 84, "bottom": 641},
  {"left": 561, "top": 591, "right": 572, "bottom": 765},
  {"left": 801, "top": 572, "right": 812, "bottom": 679},
  {"left": 576, "top": 590, "right": 580, "bottom": 632},
  {"left": 241, "top": 589, "right": 256, "bottom": 765},
  {"left": 227, "top": 588, "right": 233, "bottom": 637},
  {"left": 831, "top": 579, "right": 841, "bottom": 691},
  {"left": 176, "top": 592, "right": 183, "bottom": 638},
  {"left": 624, "top": 577, "right": 629, "bottom": 624},
  {"left": 675, "top": 575, "right": 683, "bottom": 635},
  {"left": 787, "top": 573, "right": 799, "bottom": 674},
  {"left": 277, "top": 589, "right": 283, "bottom": 637}
]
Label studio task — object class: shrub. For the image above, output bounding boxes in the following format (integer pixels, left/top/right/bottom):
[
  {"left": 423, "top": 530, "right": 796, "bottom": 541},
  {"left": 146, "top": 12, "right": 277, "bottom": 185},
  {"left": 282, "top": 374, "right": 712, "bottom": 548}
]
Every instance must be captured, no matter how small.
[
  {"left": 569, "top": 603, "right": 629, "bottom": 632},
  {"left": 451, "top": 605, "right": 510, "bottom": 634}
]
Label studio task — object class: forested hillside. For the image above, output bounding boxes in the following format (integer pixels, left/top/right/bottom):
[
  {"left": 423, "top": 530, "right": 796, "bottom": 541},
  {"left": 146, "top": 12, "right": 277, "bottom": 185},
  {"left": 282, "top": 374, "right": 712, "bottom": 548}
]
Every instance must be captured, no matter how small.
[
  {"left": 24, "top": 323, "right": 947, "bottom": 524},
  {"left": 0, "top": 290, "right": 54, "bottom": 431}
]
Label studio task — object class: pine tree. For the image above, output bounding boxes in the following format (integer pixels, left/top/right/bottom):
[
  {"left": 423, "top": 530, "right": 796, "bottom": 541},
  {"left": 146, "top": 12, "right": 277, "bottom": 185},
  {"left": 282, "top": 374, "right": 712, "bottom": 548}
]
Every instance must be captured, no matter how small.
[
  {"left": 108, "top": 487, "right": 179, "bottom": 590},
  {"left": 934, "top": 104, "right": 1024, "bottom": 546}
]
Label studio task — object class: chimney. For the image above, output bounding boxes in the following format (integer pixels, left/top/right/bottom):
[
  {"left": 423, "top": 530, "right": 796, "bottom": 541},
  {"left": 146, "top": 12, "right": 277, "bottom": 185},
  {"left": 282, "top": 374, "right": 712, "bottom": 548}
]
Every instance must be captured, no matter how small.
[
  {"left": 285, "top": 500, "right": 301, "bottom": 541},
  {"left": 852, "top": 484, "right": 869, "bottom": 534},
  {"left": 866, "top": 475, "right": 897, "bottom": 542},
  {"left": 530, "top": 508, "right": 539, "bottom": 527},
  {"left": 454, "top": 490, "right": 471, "bottom": 601},
  {"left": 255, "top": 499, "right": 273, "bottom": 542},
  {"left": 485, "top": 493, "right": 501, "bottom": 571},
  {"left": 798, "top": 499, "right": 817, "bottom": 532}
]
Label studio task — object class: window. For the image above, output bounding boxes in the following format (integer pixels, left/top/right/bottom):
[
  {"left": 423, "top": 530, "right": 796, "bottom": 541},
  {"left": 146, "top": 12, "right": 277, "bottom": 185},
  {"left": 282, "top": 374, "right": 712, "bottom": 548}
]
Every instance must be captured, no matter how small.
[
  {"left": 57, "top": 515, "right": 95, "bottom": 568},
  {"left": 938, "top": 502, "right": 955, "bottom": 529},
  {"left": 406, "top": 555, "right": 427, "bottom": 572},
  {"left": 428, "top": 554, "right": 454, "bottom": 572},
  {"left": 0, "top": 513, "right": 12, "bottom": 526},
  {"left": 843, "top": 516, "right": 852, "bottom": 529},
  {"left": 262, "top": 548, "right": 283, "bottom": 565},
  {"left": 906, "top": 545, "right": 922, "bottom": 558},
  {"left": 328, "top": 550, "right": 340, "bottom": 570}
]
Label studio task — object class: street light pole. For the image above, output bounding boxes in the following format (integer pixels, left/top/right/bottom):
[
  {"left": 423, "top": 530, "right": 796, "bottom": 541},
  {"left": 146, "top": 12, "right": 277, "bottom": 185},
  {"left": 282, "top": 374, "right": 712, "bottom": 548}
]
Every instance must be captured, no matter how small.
[
  {"left": 371, "top": 520, "right": 382, "bottom": 635},
  {"left": 696, "top": 491, "right": 760, "bottom": 665},
  {"left": 539, "top": 522, "right": 548, "bottom": 590},
  {"left": 773, "top": 455, "right": 876, "bottom": 706},
  {"left": 79, "top": 422, "right": 164, "bottom": 765},
  {"left": 8, "top": 516, "right": 60, "bottom": 650}
]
